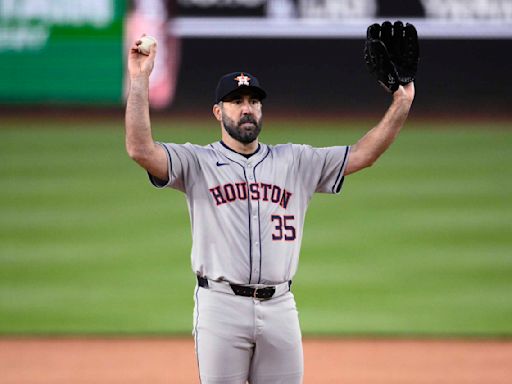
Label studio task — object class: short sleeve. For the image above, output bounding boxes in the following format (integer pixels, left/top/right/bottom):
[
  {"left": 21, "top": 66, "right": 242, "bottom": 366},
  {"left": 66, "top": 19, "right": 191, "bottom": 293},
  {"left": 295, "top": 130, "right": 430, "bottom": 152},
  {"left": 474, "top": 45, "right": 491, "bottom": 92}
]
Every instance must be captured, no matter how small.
[
  {"left": 295, "top": 144, "right": 351, "bottom": 195},
  {"left": 147, "top": 142, "right": 199, "bottom": 193}
]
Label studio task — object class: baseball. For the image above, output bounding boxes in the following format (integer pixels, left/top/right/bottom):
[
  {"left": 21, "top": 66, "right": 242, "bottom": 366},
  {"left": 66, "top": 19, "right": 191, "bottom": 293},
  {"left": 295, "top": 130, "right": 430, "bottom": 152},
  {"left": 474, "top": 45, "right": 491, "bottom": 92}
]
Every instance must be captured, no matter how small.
[{"left": 137, "top": 35, "right": 156, "bottom": 56}]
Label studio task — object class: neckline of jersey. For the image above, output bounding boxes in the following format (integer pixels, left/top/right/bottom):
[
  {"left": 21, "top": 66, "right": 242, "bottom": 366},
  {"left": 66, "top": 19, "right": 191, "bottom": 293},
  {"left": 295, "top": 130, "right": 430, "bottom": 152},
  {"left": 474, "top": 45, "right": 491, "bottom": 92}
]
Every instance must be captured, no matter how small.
[
  {"left": 219, "top": 140, "right": 261, "bottom": 158},
  {"left": 214, "top": 141, "right": 268, "bottom": 165}
]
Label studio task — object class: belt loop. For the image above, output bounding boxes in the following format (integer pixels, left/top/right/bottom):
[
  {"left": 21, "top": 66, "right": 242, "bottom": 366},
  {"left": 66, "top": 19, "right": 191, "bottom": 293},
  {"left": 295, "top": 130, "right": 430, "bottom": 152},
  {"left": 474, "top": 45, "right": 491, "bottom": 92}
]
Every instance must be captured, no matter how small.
[{"left": 197, "top": 275, "right": 209, "bottom": 288}]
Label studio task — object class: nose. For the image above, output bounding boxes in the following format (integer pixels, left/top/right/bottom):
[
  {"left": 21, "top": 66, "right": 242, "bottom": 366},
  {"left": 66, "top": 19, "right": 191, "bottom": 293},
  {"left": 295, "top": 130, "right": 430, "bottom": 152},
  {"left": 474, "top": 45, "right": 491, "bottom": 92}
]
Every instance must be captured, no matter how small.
[{"left": 240, "top": 99, "right": 253, "bottom": 114}]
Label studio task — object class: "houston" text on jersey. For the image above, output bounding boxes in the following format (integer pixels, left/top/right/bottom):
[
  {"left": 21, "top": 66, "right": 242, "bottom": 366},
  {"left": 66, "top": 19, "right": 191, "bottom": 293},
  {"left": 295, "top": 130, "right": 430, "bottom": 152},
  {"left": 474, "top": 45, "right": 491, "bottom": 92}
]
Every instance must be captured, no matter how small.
[{"left": 209, "top": 182, "right": 292, "bottom": 209}]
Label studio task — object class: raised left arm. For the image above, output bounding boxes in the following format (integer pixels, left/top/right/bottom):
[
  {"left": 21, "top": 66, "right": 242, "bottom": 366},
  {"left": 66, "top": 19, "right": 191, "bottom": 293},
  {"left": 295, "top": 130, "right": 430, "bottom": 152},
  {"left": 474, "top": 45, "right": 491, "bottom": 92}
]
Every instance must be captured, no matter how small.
[{"left": 345, "top": 82, "right": 414, "bottom": 176}]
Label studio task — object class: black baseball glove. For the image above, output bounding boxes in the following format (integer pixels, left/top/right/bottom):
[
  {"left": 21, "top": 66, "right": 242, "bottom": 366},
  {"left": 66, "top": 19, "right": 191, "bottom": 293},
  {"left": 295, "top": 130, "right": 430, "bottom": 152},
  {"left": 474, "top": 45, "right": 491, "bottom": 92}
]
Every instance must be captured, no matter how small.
[{"left": 364, "top": 21, "right": 419, "bottom": 93}]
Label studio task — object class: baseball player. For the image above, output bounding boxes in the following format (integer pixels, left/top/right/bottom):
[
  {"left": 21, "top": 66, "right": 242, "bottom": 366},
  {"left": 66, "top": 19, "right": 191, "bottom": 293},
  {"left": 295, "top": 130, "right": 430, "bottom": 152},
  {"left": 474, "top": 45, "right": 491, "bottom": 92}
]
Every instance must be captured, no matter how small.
[{"left": 125, "top": 21, "right": 418, "bottom": 384}]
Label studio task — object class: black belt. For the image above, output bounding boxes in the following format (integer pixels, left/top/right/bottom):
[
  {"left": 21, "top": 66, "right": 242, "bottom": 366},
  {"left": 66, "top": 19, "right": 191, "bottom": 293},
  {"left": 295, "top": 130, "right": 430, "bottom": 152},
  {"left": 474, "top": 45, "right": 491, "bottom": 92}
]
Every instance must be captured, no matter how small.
[{"left": 197, "top": 276, "right": 290, "bottom": 300}]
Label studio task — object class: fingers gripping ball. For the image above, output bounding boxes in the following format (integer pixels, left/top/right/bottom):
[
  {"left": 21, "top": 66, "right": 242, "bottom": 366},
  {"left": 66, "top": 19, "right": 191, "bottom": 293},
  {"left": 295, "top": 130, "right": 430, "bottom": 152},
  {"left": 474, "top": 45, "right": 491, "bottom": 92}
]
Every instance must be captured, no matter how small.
[
  {"left": 364, "top": 21, "right": 419, "bottom": 93},
  {"left": 138, "top": 35, "right": 157, "bottom": 56}
]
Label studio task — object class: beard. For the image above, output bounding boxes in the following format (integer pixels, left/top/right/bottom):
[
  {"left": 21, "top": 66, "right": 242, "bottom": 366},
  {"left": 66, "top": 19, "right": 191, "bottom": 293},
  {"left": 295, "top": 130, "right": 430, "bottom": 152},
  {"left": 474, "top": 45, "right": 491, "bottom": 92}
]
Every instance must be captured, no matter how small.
[{"left": 222, "top": 114, "right": 263, "bottom": 144}]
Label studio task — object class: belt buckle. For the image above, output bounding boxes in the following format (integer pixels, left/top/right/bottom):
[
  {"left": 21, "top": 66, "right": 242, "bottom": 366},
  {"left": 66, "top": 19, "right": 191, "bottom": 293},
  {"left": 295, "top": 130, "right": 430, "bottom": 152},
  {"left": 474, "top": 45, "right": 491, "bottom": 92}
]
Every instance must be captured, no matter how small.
[{"left": 253, "top": 286, "right": 276, "bottom": 299}]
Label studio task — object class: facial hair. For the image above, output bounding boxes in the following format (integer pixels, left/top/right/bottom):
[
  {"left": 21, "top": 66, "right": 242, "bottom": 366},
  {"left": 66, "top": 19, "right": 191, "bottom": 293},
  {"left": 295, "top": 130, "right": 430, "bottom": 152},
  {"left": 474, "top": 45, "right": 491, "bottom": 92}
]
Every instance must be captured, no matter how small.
[{"left": 222, "top": 114, "right": 263, "bottom": 144}]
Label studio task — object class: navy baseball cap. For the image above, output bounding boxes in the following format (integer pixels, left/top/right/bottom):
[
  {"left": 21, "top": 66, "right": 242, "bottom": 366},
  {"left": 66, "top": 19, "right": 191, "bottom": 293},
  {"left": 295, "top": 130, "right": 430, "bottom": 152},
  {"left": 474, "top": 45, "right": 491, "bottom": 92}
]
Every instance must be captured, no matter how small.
[{"left": 215, "top": 72, "right": 266, "bottom": 103}]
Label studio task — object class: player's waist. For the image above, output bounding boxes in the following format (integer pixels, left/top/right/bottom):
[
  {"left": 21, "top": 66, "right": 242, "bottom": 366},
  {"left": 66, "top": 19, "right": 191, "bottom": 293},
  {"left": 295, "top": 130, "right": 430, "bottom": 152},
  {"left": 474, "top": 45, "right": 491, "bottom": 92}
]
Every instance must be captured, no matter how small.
[{"left": 197, "top": 275, "right": 292, "bottom": 300}]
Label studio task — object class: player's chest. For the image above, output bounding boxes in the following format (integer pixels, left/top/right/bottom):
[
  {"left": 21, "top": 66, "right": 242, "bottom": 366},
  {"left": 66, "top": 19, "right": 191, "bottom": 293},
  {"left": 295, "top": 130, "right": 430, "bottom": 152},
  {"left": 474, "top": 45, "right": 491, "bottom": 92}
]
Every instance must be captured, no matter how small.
[
  {"left": 199, "top": 158, "right": 295, "bottom": 209},
  {"left": 202, "top": 157, "right": 292, "bottom": 185}
]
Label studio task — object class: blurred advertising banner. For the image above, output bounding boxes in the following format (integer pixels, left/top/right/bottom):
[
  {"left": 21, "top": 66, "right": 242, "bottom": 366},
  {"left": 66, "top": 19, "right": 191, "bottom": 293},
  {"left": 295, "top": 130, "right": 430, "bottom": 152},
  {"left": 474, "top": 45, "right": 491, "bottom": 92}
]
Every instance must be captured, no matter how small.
[
  {"left": 173, "top": 0, "right": 512, "bottom": 38},
  {"left": 174, "top": 0, "right": 512, "bottom": 20},
  {"left": 0, "top": 0, "right": 125, "bottom": 104}
]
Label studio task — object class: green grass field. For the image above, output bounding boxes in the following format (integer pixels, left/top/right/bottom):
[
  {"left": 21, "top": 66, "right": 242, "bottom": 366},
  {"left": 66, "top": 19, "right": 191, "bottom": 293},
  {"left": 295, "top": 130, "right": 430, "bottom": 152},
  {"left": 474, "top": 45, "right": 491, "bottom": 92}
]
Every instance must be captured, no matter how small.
[{"left": 1, "top": 116, "right": 511, "bottom": 336}]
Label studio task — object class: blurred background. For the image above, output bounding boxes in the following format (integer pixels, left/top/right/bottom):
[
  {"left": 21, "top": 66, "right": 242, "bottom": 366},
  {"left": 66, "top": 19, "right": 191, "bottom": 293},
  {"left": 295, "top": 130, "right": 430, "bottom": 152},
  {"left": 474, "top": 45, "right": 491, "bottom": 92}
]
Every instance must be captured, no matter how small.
[{"left": 1, "top": 0, "right": 511, "bottom": 338}]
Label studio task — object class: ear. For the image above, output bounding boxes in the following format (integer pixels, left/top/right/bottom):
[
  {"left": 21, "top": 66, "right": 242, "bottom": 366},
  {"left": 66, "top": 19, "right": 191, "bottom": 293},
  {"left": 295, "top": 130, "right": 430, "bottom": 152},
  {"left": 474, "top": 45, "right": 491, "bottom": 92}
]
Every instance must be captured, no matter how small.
[{"left": 212, "top": 104, "right": 222, "bottom": 122}]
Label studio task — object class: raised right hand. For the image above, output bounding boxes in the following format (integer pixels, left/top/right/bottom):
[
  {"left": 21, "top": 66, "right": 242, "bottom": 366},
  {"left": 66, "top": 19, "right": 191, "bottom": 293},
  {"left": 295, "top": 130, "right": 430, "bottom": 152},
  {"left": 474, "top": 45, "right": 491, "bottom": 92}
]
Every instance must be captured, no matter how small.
[{"left": 127, "top": 35, "right": 157, "bottom": 79}]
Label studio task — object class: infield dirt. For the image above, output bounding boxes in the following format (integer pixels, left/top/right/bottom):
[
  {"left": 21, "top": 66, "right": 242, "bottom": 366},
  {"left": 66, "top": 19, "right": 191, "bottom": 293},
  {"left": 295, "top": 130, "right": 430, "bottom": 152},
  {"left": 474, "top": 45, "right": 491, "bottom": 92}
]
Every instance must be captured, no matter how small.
[{"left": 1, "top": 338, "right": 511, "bottom": 383}]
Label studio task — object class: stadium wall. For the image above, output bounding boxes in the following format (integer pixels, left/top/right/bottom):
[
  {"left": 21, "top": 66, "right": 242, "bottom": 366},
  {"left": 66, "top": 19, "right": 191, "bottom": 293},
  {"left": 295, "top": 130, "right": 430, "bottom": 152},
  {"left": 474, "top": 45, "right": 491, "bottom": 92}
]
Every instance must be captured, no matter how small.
[{"left": 170, "top": 37, "right": 511, "bottom": 118}]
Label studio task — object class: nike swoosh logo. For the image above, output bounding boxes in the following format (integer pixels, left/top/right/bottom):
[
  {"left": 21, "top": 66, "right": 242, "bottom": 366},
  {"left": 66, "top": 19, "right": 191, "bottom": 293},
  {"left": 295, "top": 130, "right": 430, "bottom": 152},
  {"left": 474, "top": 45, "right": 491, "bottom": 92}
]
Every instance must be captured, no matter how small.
[{"left": 216, "top": 161, "right": 229, "bottom": 167}]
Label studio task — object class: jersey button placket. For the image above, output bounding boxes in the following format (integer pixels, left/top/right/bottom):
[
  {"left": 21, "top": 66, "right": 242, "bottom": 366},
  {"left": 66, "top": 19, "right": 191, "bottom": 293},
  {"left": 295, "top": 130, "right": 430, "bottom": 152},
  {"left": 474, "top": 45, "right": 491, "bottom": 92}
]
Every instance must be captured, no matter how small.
[
  {"left": 248, "top": 162, "right": 260, "bottom": 283},
  {"left": 251, "top": 202, "right": 260, "bottom": 280}
]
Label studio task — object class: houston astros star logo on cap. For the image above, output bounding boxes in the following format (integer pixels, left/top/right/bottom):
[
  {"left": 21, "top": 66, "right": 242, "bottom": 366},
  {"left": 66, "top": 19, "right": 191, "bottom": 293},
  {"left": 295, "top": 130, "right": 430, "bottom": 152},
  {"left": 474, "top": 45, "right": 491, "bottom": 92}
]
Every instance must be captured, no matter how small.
[{"left": 235, "top": 73, "right": 250, "bottom": 86}]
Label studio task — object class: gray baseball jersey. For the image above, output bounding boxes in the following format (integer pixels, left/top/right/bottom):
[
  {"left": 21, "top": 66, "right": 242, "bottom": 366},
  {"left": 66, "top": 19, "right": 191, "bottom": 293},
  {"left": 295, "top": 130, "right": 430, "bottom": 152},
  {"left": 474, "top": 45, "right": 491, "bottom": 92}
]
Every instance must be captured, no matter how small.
[{"left": 149, "top": 140, "right": 350, "bottom": 285}]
